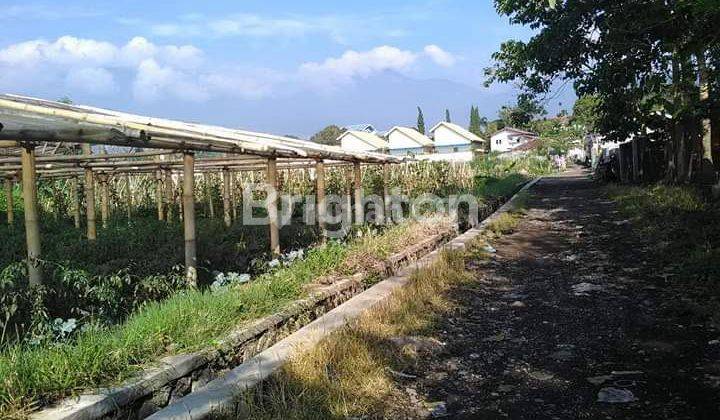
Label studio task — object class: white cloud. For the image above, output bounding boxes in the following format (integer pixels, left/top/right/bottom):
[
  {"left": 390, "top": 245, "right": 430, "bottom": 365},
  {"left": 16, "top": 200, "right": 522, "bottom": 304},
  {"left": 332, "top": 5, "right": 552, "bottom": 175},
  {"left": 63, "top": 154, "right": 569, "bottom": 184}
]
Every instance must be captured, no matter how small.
[
  {"left": 423, "top": 45, "right": 456, "bottom": 67},
  {"left": 133, "top": 59, "right": 208, "bottom": 102},
  {"left": 65, "top": 67, "right": 116, "bottom": 95},
  {"left": 300, "top": 46, "right": 418, "bottom": 88},
  {"left": 0, "top": 36, "right": 202, "bottom": 69},
  {"left": 0, "top": 35, "right": 207, "bottom": 102},
  {"left": 0, "top": 35, "right": 458, "bottom": 104},
  {"left": 208, "top": 14, "right": 313, "bottom": 37}
]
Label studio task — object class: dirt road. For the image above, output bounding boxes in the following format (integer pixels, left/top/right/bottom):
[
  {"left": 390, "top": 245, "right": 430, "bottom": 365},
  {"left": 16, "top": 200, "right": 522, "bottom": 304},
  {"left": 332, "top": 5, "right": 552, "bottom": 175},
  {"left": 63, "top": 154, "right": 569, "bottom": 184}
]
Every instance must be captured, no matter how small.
[{"left": 401, "top": 170, "right": 720, "bottom": 419}]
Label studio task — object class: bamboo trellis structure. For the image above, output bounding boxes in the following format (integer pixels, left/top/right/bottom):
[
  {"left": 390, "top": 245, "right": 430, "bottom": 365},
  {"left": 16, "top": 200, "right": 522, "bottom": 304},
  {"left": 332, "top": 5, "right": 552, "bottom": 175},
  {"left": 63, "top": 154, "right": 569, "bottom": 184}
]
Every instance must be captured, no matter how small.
[{"left": 0, "top": 94, "right": 406, "bottom": 286}]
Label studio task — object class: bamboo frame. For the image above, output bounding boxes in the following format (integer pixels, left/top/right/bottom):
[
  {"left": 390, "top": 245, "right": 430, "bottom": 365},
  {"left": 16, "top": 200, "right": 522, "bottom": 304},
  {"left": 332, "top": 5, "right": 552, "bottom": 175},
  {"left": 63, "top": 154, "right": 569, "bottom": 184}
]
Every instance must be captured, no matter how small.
[
  {"left": 165, "top": 170, "right": 174, "bottom": 223},
  {"left": 222, "top": 168, "right": 231, "bottom": 227},
  {"left": 353, "top": 162, "right": 363, "bottom": 225},
  {"left": 125, "top": 174, "right": 132, "bottom": 220},
  {"left": 70, "top": 177, "right": 80, "bottom": 228},
  {"left": 0, "top": 94, "right": 412, "bottom": 291},
  {"left": 267, "top": 158, "right": 280, "bottom": 256},
  {"left": 182, "top": 153, "right": 197, "bottom": 287},
  {"left": 21, "top": 147, "right": 42, "bottom": 285},
  {"left": 99, "top": 174, "right": 110, "bottom": 228},
  {"left": 0, "top": 94, "right": 403, "bottom": 163},
  {"left": 83, "top": 144, "right": 97, "bottom": 240},
  {"left": 382, "top": 163, "right": 390, "bottom": 225},
  {"left": 315, "top": 160, "right": 326, "bottom": 235},
  {"left": 156, "top": 171, "right": 164, "bottom": 221},
  {"left": 4, "top": 177, "right": 13, "bottom": 225}
]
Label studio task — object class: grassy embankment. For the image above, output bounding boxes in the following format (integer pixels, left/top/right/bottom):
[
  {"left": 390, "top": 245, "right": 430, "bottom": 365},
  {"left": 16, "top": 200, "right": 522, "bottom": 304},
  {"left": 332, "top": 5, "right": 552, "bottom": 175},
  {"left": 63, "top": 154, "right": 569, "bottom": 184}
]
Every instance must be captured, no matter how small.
[
  {"left": 235, "top": 196, "right": 529, "bottom": 419},
  {"left": 607, "top": 184, "right": 719, "bottom": 283}
]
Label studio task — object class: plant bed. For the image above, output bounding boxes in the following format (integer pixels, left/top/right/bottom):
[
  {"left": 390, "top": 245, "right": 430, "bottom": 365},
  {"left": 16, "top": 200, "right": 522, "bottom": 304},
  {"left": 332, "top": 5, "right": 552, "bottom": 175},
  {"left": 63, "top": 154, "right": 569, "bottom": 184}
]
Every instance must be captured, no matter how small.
[{"left": 30, "top": 223, "right": 458, "bottom": 420}]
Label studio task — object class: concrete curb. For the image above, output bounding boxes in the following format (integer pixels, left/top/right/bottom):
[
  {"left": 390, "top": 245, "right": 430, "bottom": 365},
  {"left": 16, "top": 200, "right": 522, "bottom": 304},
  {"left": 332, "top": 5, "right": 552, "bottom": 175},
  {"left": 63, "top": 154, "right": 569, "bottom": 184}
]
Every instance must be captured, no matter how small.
[{"left": 149, "top": 177, "right": 542, "bottom": 420}]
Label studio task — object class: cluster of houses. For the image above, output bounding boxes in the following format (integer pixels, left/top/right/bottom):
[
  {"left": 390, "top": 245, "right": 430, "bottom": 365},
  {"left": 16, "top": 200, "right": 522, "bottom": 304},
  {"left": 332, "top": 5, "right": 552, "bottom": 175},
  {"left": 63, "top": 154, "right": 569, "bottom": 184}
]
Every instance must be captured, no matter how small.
[{"left": 337, "top": 122, "right": 542, "bottom": 161}]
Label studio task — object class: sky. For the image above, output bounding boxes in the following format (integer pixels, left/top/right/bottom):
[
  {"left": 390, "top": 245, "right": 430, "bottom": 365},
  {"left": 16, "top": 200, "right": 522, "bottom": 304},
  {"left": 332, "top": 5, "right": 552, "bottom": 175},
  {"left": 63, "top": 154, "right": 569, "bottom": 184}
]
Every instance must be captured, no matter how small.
[{"left": 0, "top": 0, "right": 576, "bottom": 137}]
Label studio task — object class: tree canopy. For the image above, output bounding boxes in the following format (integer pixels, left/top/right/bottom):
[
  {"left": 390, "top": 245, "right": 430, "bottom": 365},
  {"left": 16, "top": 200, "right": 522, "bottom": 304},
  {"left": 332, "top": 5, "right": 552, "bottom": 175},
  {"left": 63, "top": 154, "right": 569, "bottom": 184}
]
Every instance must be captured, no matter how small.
[
  {"left": 499, "top": 95, "right": 546, "bottom": 129},
  {"left": 486, "top": 0, "right": 720, "bottom": 182},
  {"left": 310, "top": 125, "right": 344, "bottom": 146}
]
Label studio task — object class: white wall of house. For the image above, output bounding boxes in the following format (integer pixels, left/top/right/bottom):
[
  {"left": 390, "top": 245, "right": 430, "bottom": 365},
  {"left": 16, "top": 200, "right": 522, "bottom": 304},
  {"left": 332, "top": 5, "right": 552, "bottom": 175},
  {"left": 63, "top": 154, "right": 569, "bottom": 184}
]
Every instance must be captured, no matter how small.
[
  {"left": 416, "top": 151, "right": 475, "bottom": 162},
  {"left": 340, "top": 133, "right": 379, "bottom": 152},
  {"left": 490, "top": 131, "right": 533, "bottom": 153},
  {"left": 433, "top": 125, "right": 471, "bottom": 147},
  {"left": 388, "top": 130, "right": 422, "bottom": 149}
]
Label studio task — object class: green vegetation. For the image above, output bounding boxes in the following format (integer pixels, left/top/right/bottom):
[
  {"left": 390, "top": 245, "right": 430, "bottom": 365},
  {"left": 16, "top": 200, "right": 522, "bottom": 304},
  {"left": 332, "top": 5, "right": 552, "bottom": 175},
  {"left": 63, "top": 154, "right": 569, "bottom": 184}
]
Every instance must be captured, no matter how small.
[
  {"left": 486, "top": 212, "right": 521, "bottom": 236},
  {"left": 0, "top": 157, "right": 539, "bottom": 417},
  {"left": 416, "top": 106, "right": 426, "bottom": 135},
  {"left": 0, "top": 218, "right": 451, "bottom": 417},
  {"left": 309, "top": 125, "right": 344, "bottom": 146},
  {"left": 486, "top": 1, "right": 720, "bottom": 184},
  {"left": 608, "top": 184, "right": 720, "bottom": 290},
  {"left": 240, "top": 238, "right": 493, "bottom": 419}
]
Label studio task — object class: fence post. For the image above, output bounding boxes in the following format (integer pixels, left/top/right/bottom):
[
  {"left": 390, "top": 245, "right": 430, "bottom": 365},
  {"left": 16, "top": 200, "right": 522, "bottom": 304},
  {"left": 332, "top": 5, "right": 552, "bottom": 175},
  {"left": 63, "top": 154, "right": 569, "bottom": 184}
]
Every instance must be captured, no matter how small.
[{"left": 21, "top": 146, "right": 42, "bottom": 286}]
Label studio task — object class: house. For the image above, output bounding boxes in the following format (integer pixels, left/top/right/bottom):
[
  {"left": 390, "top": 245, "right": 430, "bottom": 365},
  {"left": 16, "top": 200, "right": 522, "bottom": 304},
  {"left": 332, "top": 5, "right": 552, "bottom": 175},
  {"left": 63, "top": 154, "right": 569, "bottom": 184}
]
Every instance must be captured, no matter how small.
[
  {"left": 490, "top": 127, "right": 538, "bottom": 153},
  {"left": 343, "top": 124, "right": 376, "bottom": 134},
  {"left": 338, "top": 130, "right": 389, "bottom": 153},
  {"left": 429, "top": 122, "right": 485, "bottom": 154},
  {"left": 386, "top": 126, "right": 434, "bottom": 156}
]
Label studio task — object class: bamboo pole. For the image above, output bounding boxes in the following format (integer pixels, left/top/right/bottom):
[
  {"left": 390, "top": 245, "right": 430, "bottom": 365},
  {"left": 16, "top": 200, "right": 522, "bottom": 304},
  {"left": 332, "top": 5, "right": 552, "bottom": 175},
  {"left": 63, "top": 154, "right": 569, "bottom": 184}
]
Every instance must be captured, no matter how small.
[
  {"left": 83, "top": 144, "right": 97, "bottom": 240},
  {"left": 206, "top": 174, "right": 215, "bottom": 219},
  {"left": 230, "top": 171, "right": 237, "bottom": 221},
  {"left": 21, "top": 147, "right": 42, "bottom": 285},
  {"left": 353, "top": 162, "right": 363, "bottom": 225},
  {"left": 165, "top": 170, "right": 174, "bottom": 223},
  {"left": 4, "top": 178, "right": 13, "bottom": 225},
  {"left": 182, "top": 153, "right": 197, "bottom": 287},
  {"left": 222, "top": 168, "right": 231, "bottom": 227},
  {"left": 315, "top": 160, "right": 326, "bottom": 235},
  {"left": 156, "top": 171, "right": 164, "bottom": 221},
  {"left": 70, "top": 177, "right": 80, "bottom": 228},
  {"left": 267, "top": 158, "right": 280, "bottom": 256},
  {"left": 125, "top": 174, "right": 132, "bottom": 219},
  {"left": 99, "top": 175, "right": 109, "bottom": 228},
  {"left": 178, "top": 174, "right": 184, "bottom": 222},
  {"left": 382, "top": 163, "right": 390, "bottom": 225},
  {"left": 345, "top": 167, "right": 353, "bottom": 227}
]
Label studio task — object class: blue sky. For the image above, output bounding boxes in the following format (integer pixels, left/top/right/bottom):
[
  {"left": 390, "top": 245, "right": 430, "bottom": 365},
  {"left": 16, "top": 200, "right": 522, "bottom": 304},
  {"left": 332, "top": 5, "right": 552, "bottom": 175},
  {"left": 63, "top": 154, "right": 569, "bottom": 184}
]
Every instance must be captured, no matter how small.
[{"left": 0, "top": 1, "right": 575, "bottom": 137}]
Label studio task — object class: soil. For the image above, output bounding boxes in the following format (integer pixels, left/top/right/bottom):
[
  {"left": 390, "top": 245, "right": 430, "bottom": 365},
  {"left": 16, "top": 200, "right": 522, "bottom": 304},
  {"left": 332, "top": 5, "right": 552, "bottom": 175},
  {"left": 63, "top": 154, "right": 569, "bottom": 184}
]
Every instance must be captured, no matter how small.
[{"left": 394, "top": 169, "right": 720, "bottom": 419}]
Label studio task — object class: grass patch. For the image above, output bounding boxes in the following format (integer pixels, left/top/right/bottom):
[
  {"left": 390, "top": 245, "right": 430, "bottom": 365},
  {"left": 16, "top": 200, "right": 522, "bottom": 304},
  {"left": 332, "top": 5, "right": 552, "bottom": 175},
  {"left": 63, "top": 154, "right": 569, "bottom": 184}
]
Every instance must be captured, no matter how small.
[
  {"left": 0, "top": 217, "right": 451, "bottom": 418},
  {"left": 606, "top": 184, "right": 720, "bottom": 325},
  {"left": 238, "top": 239, "right": 482, "bottom": 419},
  {"left": 486, "top": 213, "right": 521, "bottom": 236}
]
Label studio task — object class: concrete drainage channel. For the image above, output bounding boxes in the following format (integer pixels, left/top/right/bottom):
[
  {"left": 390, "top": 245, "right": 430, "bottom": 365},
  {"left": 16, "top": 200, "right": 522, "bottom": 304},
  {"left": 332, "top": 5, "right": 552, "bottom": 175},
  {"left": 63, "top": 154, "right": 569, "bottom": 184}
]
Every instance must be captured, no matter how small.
[
  {"left": 147, "top": 178, "right": 541, "bottom": 420},
  {"left": 32, "top": 178, "right": 539, "bottom": 420}
]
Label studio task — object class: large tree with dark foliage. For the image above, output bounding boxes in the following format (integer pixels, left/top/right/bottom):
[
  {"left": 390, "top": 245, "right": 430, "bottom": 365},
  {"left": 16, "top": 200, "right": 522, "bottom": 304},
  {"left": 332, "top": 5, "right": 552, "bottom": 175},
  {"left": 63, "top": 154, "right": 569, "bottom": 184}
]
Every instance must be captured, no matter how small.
[{"left": 486, "top": 0, "right": 720, "bottom": 183}]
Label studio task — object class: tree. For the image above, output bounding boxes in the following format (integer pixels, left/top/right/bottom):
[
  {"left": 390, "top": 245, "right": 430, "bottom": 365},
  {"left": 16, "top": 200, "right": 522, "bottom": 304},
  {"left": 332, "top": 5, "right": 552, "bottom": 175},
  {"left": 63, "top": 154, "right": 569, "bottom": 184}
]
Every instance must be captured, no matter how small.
[
  {"left": 572, "top": 95, "right": 601, "bottom": 135},
  {"left": 469, "top": 106, "right": 486, "bottom": 137},
  {"left": 486, "top": 0, "right": 720, "bottom": 183},
  {"left": 445, "top": 109, "right": 452, "bottom": 123},
  {"left": 311, "top": 125, "right": 344, "bottom": 146},
  {"left": 499, "top": 95, "right": 546, "bottom": 129},
  {"left": 417, "top": 107, "right": 426, "bottom": 134}
]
